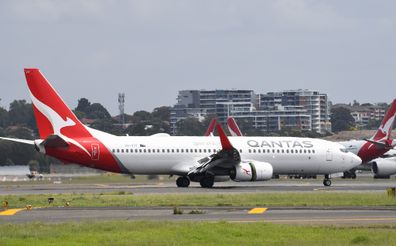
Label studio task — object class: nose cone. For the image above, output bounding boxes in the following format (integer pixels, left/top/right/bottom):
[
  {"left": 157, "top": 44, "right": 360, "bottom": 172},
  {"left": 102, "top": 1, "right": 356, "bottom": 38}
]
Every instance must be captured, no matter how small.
[{"left": 350, "top": 153, "right": 362, "bottom": 168}]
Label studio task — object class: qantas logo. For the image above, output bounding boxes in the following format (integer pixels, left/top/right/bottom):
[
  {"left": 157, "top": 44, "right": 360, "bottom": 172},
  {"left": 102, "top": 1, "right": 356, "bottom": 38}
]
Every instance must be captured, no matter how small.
[
  {"left": 30, "top": 93, "right": 91, "bottom": 157},
  {"left": 242, "top": 168, "right": 251, "bottom": 176},
  {"left": 375, "top": 114, "right": 396, "bottom": 141}
]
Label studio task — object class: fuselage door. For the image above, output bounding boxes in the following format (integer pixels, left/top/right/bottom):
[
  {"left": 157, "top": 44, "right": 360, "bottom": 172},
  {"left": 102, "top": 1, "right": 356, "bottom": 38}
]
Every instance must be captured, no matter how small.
[{"left": 326, "top": 149, "right": 332, "bottom": 161}]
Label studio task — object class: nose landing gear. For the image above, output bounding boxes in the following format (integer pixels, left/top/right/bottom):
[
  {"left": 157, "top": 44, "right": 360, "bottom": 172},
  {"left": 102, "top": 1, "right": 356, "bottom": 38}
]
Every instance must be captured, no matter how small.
[{"left": 323, "top": 174, "right": 332, "bottom": 186}]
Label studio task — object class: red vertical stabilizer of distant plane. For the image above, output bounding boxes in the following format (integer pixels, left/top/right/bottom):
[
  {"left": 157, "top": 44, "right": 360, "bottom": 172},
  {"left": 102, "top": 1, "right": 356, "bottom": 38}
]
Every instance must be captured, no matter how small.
[
  {"left": 371, "top": 99, "right": 396, "bottom": 143},
  {"left": 204, "top": 118, "right": 217, "bottom": 136},
  {"left": 357, "top": 99, "right": 396, "bottom": 162},
  {"left": 227, "top": 117, "right": 243, "bottom": 136}
]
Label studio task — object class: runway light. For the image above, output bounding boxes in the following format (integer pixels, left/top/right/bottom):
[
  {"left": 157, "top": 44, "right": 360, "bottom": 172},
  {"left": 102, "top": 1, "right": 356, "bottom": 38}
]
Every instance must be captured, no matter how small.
[
  {"left": 387, "top": 187, "right": 396, "bottom": 198},
  {"left": 26, "top": 205, "right": 32, "bottom": 210},
  {"left": 65, "top": 202, "right": 70, "bottom": 207},
  {"left": 48, "top": 197, "right": 54, "bottom": 204},
  {"left": 2, "top": 201, "right": 8, "bottom": 209}
]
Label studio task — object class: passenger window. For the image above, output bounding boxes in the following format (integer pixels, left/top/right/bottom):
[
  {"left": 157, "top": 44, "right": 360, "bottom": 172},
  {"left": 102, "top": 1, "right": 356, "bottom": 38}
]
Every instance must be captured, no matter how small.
[
  {"left": 304, "top": 149, "right": 307, "bottom": 153},
  {"left": 239, "top": 149, "right": 242, "bottom": 153},
  {"left": 148, "top": 149, "right": 151, "bottom": 153},
  {"left": 299, "top": 149, "right": 302, "bottom": 153},
  {"left": 176, "top": 149, "right": 179, "bottom": 153},
  {"left": 272, "top": 149, "right": 275, "bottom": 153},
  {"left": 139, "top": 149, "right": 142, "bottom": 153},
  {"left": 172, "top": 149, "right": 174, "bottom": 153},
  {"left": 277, "top": 149, "right": 280, "bottom": 153},
  {"left": 144, "top": 149, "right": 146, "bottom": 153},
  {"left": 121, "top": 149, "right": 124, "bottom": 153},
  {"left": 249, "top": 149, "right": 251, "bottom": 153},
  {"left": 281, "top": 149, "right": 284, "bottom": 153},
  {"left": 286, "top": 149, "right": 289, "bottom": 153},
  {"left": 312, "top": 150, "right": 315, "bottom": 154},
  {"left": 112, "top": 149, "right": 115, "bottom": 153}
]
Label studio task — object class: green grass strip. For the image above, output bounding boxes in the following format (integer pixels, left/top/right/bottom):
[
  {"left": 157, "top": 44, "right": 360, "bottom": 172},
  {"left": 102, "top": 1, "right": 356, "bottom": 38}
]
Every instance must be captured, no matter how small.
[
  {"left": 1, "top": 192, "right": 396, "bottom": 208},
  {"left": 0, "top": 221, "right": 396, "bottom": 246}
]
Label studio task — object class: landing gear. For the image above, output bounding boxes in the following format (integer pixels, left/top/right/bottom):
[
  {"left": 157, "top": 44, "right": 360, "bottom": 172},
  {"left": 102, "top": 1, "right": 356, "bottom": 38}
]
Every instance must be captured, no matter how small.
[
  {"left": 323, "top": 174, "right": 332, "bottom": 186},
  {"left": 176, "top": 176, "right": 190, "bottom": 188},
  {"left": 199, "top": 176, "right": 214, "bottom": 188}
]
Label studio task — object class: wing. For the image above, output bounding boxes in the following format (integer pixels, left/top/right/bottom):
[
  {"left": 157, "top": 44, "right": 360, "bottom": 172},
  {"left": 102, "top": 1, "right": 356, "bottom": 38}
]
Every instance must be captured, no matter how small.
[{"left": 188, "top": 123, "right": 241, "bottom": 177}]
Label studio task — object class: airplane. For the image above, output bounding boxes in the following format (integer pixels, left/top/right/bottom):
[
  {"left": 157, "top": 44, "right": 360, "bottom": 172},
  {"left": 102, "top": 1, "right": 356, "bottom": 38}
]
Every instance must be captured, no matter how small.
[
  {"left": 227, "top": 99, "right": 396, "bottom": 179},
  {"left": 0, "top": 68, "right": 361, "bottom": 188}
]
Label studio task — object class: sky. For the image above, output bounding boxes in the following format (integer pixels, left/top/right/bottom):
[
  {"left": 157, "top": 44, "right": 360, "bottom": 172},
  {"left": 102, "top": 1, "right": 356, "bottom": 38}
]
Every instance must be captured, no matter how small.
[{"left": 0, "top": 0, "right": 395, "bottom": 115}]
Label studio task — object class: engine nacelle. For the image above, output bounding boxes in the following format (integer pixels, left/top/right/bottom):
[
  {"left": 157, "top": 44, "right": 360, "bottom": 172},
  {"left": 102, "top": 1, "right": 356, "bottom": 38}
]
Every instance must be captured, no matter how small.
[
  {"left": 230, "top": 161, "right": 273, "bottom": 182},
  {"left": 372, "top": 158, "right": 396, "bottom": 178}
]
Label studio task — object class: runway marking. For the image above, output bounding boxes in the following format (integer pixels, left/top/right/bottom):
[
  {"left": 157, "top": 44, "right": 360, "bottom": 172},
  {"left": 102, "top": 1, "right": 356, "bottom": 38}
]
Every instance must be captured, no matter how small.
[
  {"left": 248, "top": 208, "right": 268, "bottom": 214},
  {"left": 0, "top": 208, "right": 25, "bottom": 216}
]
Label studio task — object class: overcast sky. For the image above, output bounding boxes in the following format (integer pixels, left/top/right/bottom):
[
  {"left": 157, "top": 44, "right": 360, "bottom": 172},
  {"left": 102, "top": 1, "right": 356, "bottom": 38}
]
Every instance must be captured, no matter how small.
[{"left": 0, "top": 0, "right": 395, "bottom": 115}]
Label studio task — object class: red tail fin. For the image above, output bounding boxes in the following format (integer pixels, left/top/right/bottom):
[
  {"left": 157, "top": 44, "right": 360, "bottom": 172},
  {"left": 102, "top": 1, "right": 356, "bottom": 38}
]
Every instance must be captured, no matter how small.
[
  {"left": 24, "top": 68, "right": 90, "bottom": 139},
  {"left": 204, "top": 118, "right": 217, "bottom": 136},
  {"left": 372, "top": 99, "right": 396, "bottom": 142},
  {"left": 227, "top": 117, "right": 243, "bottom": 136}
]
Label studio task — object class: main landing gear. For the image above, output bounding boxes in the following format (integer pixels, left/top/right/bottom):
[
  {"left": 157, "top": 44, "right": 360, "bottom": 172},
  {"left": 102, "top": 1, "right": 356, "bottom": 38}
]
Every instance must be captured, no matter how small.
[
  {"left": 176, "top": 176, "right": 190, "bottom": 188},
  {"left": 199, "top": 176, "right": 214, "bottom": 188},
  {"left": 323, "top": 174, "right": 332, "bottom": 186}
]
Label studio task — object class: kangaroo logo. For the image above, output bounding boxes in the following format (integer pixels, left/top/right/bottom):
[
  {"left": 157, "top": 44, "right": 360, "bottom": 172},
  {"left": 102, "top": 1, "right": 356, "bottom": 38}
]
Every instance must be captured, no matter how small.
[{"left": 30, "top": 93, "right": 91, "bottom": 157}]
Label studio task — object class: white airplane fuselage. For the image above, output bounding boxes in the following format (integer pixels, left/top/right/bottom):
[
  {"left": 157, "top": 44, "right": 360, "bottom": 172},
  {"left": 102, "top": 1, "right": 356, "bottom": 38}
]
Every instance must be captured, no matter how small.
[{"left": 96, "top": 133, "right": 361, "bottom": 176}]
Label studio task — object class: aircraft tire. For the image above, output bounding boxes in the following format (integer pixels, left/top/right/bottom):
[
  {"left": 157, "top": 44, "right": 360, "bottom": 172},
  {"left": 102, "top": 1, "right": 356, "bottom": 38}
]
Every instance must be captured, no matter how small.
[
  {"left": 200, "top": 177, "right": 214, "bottom": 188},
  {"left": 176, "top": 176, "right": 190, "bottom": 187},
  {"left": 323, "top": 179, "right": 332, "bottom": 186}
]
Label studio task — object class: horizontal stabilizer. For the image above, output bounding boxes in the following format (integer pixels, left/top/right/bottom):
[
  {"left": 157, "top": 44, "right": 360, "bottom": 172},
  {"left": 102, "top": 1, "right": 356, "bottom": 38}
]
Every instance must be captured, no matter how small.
[
  {"left": 41, "top": 135, "right": 69, "bottom": 148},
  {"left": 0, "top": 137, "right": 34, "bottom": 145},
  {"left": 364, "top": 138, "right": 393, "bottom": 150}
]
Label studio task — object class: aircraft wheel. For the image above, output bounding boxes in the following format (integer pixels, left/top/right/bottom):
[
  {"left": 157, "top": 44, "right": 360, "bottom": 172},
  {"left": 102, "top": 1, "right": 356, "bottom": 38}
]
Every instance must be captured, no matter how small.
[
  {"left": 323, "top": 179, "right": 332, "bottom": 187},
  {"left": 200, "top": 177, "right": 214, "bottom": 188},
  {"left": 176, "top": 176, "right": 190, "bottom": 188}
]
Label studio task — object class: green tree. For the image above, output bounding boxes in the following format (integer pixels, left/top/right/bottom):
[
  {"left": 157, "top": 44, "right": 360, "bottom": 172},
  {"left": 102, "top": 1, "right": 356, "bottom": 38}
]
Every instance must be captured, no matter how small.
[
  {"left": 87, "top": 103, "right": 111, "bottom": 119},
  {"left": 152, "top": 106, "right": 170, "bottom": 122},
  {"left": 175, "top": 118, "right": 205, "bottom": 136},
  {"left": 0, "top": 106, "right": 9, "bottom": 127},
  {"left": 330, "top": 107, "right": 355, "bottom": 132},
  {"left": 8, "top": 100, "right": 36, "bottom": 130}
]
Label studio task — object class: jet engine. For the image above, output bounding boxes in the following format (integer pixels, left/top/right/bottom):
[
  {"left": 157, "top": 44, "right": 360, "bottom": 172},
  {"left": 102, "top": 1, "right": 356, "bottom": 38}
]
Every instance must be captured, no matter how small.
[
  {"left": 230, "top": 161, "right": 273, "bottom": 181},
  {"left": 372, "top": 158, "right": 396, "bottom": 178}
]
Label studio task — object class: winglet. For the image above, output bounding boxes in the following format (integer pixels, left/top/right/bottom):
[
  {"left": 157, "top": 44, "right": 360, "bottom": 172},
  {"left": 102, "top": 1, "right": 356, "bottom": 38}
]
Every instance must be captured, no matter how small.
[
  {"left": 227, "top": 117, "right": 243, "bottom": 136},
  {"left": 204, "top": 118, "right": 217, "bottom": 136},
  {"left": 216, "top": 123, "right": 233, "bottom": 150}
]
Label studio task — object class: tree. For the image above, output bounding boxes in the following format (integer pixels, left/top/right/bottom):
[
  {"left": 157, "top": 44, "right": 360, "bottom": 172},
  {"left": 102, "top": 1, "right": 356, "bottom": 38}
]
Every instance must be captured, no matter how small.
[
  {"left": 330, "top": 107, "right": 355, "bottom": 132},
  {"left": 75, "top": 98, "right": 91, "bottom": 113},
  {"left": 0, "top": 106, "right": 9, "bottom": 127},
  {"left": 152, "top": 106, "right": 170, "bottom": 122},
  {"left": 8, "top": 100, "right": 36, "bottom": 130},
  {"left": 175, "top": 118, "right": 205, "bottom": 136},
  {"left": 87, "top": 103, "right": 111, "bottom": 119}
]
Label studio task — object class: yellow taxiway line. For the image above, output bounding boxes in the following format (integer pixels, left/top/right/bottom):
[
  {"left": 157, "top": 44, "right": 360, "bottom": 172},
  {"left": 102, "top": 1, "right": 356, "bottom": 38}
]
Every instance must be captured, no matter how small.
[
  {"left": 0, "top": 208, "right": 25, "bottom": 216},
  {"left": 248, "top": 208, "right": 268, "bottom": 214}
]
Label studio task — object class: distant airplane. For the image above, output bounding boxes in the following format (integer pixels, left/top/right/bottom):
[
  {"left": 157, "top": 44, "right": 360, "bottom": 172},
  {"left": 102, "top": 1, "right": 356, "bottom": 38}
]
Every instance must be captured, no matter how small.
[
  {"left": 0, "top": 69, "right": 361, "bottom": 187},
  {"left": 227, "top": 99, "right": 396, "bottom": 179}
]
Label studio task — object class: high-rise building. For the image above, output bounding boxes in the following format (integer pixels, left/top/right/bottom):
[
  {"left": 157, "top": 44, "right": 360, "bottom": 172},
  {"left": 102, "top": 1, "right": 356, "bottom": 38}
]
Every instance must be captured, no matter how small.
[{"left": 170, "top": 89, "right": 331, "bottom": 135}]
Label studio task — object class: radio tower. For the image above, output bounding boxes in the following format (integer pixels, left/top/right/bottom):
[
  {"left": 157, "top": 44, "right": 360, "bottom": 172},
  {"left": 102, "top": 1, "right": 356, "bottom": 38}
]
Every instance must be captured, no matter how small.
[{"left": 118, "top": 93, "right": 125, "bottom": 127}]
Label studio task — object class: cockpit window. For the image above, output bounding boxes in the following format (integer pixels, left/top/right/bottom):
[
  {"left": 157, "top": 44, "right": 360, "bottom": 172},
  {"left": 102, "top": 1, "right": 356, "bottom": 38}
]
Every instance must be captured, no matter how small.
[{"left": 340, "top": 148, "right": 348, "bottom": 153}]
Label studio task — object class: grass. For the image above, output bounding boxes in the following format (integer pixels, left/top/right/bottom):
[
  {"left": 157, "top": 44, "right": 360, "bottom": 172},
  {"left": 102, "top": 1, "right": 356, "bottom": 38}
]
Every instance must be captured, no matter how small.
[
  {"left": 0, "top": 221, "right": 395, "bottom": 245},
  {"left": 1, "top": 192, "right": 396, "bottom": 208}
]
